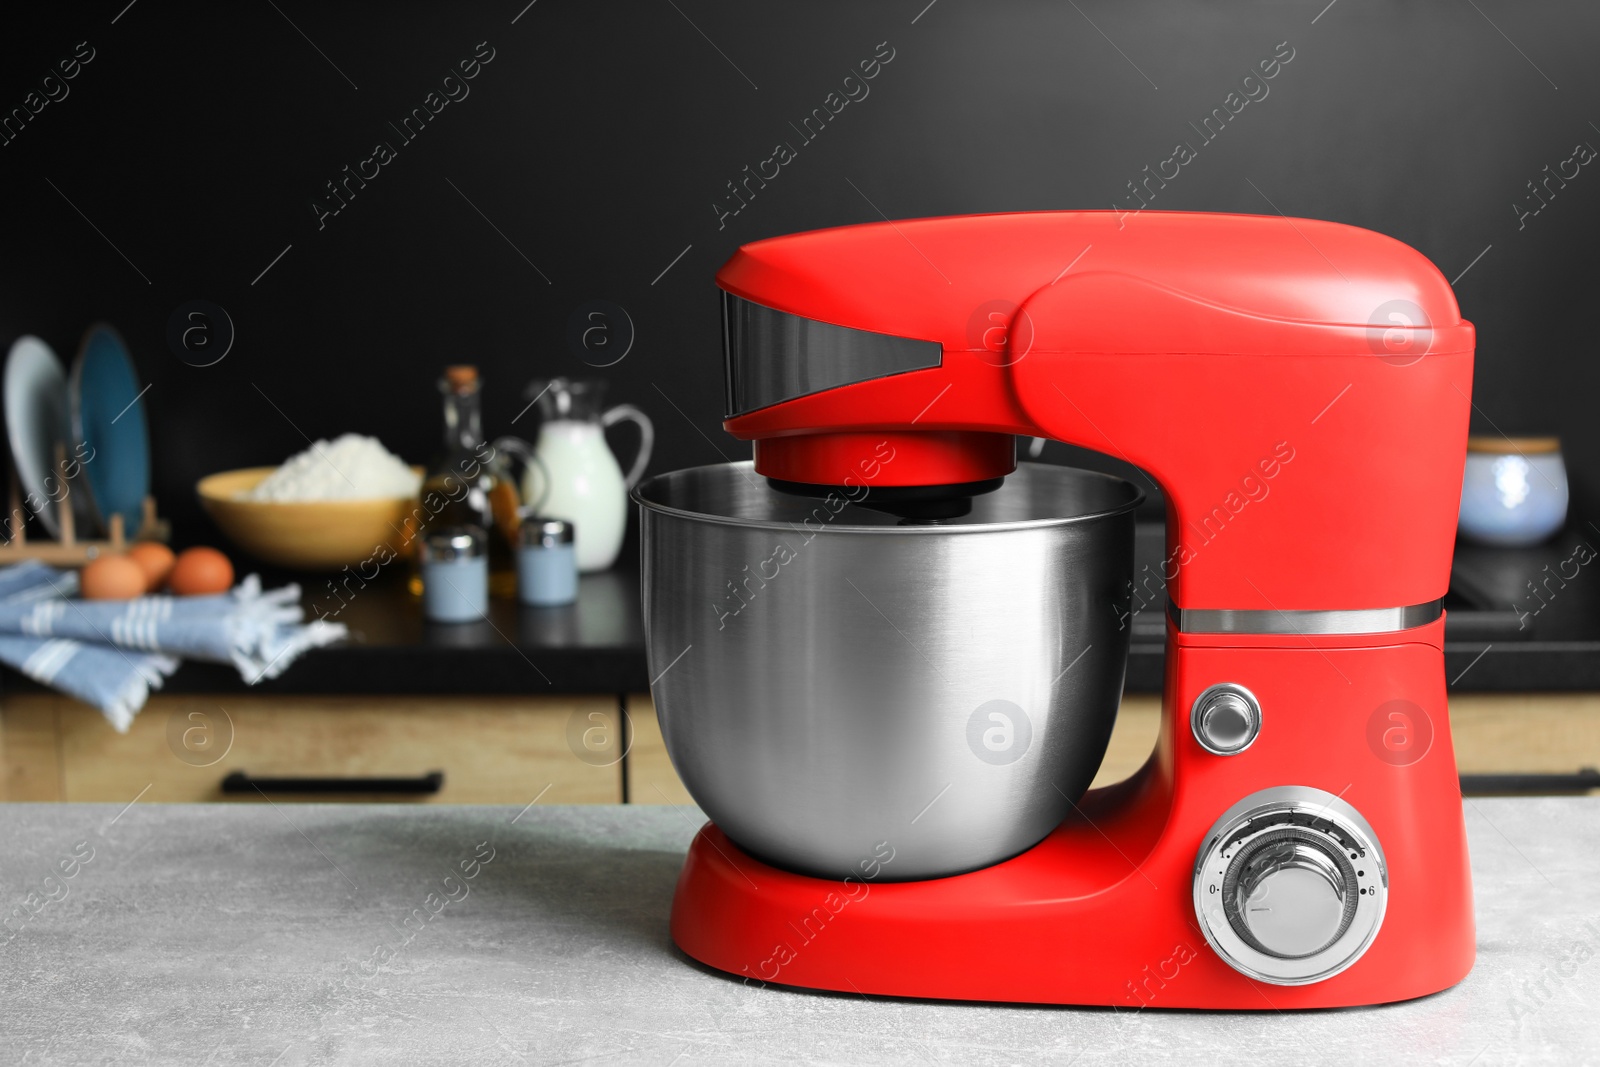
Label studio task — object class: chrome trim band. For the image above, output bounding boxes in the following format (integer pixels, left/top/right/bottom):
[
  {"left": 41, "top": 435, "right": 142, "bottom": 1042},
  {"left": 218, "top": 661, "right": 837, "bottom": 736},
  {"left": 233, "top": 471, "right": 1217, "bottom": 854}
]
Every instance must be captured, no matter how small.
[
  {"left": 723, "top": 293, "right": 942, "bottom": 417},
  {"left": 1169, "top": 599, "right": 1442, "bottom": 635}
]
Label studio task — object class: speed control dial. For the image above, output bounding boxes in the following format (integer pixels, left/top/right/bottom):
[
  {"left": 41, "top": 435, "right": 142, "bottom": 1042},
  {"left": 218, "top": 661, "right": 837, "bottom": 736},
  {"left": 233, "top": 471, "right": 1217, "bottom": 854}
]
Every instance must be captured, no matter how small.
[{"left": 1193, "top": 787, "right": 1388, "bottom": 985}]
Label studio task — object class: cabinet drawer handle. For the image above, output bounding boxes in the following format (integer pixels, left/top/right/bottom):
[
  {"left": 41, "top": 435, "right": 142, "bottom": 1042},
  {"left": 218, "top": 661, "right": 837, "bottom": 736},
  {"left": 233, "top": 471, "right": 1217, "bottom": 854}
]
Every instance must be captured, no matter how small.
[
  {"left": 221, "top": 770, "right": 445, "bottom": 795},
  {"left": 1460, "top": 768, "right": 1599, "bottom": 795}
]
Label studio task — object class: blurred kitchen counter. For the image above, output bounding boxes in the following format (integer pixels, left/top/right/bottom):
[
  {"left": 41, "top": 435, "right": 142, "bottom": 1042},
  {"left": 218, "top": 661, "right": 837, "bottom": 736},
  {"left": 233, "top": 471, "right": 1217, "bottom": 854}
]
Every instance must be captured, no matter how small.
[
  {"left": 169, "top": 566, "right": 651, "bottom": 696},
  {"left": 4, "top": 521, "right": 1600, "bottom": 701},
  {"left": 0, "top": 568, "right": 658, "bottom": 803},
  {"left": 3, "top": 526, "right": 1599, "bottom": 803}
]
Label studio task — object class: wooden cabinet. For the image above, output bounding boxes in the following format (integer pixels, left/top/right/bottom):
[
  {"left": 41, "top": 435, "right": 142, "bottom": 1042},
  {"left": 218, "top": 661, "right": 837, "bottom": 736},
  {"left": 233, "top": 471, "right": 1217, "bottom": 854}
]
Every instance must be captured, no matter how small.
[
  {"left": 1, "top": 693, "right": 623, "bottom": 804},
  {"left": 1448, "top": 694, "right": 1600, "bottom": 777},
  {"left": 624, "top": 693, "right": 693, "bottom": 805},
  {"left": 3, "top": 690, "right": 1596, "bottom": 804}
]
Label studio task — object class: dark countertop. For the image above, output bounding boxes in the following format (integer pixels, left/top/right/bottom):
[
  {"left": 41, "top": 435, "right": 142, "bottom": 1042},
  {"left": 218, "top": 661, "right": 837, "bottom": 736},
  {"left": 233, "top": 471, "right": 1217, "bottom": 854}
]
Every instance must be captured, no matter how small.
[
  {"left": 1125, "top": 520, "right": 1600, "bottom": 693},
  {"left": 9, "top": 566, "right": 652, "bottom": 697},
  {"left": 3, "top": 522, "right": 1597, "bottom": 698},
  {"left": 1438, "top": 523, "right": 1600, "bottom": 690},
  {"left": 3, "top": 800, "right": 1598, "bottom": 1065}
]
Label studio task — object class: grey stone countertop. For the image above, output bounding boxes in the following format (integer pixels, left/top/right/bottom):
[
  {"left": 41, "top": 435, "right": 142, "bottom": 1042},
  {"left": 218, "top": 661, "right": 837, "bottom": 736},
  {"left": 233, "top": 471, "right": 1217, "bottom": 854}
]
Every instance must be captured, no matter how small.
[{"left": 1, "top": 799, "right": 1597, "bottom": 1065}]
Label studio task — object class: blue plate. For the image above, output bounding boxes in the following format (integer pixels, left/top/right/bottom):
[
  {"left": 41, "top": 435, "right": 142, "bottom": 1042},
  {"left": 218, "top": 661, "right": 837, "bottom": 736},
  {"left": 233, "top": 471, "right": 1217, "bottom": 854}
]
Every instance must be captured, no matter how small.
[{"left": 70, "top": 324, "right": 150, "bottom": 538}]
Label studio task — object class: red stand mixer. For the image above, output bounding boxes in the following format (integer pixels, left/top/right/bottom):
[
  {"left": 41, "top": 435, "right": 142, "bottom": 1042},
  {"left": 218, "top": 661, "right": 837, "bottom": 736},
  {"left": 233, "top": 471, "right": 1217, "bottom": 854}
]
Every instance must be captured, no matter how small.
[{"left": 635, "top": 210, "right": 1475, "bottom": 1008}]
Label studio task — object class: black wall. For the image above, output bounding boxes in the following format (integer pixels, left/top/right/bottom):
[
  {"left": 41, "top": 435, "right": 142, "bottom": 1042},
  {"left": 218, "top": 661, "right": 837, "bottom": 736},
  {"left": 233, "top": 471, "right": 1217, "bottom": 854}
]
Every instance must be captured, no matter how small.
[{"left": 2, "top": 1, "right": 1597, "bottom": 548}]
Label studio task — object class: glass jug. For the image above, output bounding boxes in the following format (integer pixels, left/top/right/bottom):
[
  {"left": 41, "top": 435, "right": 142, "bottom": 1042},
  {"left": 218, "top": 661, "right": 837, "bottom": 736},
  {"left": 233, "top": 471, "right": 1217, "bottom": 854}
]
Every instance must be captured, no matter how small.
[{"left": 494, "top": 378, "right": 653, "bottom": 573}]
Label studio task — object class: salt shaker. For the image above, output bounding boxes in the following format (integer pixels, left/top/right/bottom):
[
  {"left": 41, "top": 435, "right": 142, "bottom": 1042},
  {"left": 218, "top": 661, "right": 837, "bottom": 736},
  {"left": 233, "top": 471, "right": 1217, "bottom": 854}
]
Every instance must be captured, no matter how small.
[
  {"left": 421, "top": 527, "right": 488, "bottom": 623},
  {"left": 518, "top": 518, "right": 577, "bottom": 606}
]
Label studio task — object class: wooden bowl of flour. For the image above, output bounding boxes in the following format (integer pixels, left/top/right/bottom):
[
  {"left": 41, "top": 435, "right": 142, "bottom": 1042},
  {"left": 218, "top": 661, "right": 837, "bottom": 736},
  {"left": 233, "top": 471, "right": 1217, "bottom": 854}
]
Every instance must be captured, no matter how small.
[{"left": 198, "top": 467, "right": 420, "bottom": 571}]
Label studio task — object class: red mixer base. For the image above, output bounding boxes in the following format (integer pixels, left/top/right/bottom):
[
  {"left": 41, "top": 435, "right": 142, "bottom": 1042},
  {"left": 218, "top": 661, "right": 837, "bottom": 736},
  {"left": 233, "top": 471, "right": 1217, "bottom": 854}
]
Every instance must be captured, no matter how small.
[{"left": 672, "top": 796, "right": 1471, "bottom": 1008}]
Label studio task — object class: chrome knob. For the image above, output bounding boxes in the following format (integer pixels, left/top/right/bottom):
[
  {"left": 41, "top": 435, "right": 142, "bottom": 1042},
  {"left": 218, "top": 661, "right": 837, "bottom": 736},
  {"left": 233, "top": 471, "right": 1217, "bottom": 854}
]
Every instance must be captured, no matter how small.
[
  {"left": 1191, "top": 683, "right": 1261, "bottom": 755},
  {"left": 1194, "top": 787, "right": 1388, "bottom": 985},
  {"left": 1226, "top": 831, "right": 1354, "bottom": 958}
]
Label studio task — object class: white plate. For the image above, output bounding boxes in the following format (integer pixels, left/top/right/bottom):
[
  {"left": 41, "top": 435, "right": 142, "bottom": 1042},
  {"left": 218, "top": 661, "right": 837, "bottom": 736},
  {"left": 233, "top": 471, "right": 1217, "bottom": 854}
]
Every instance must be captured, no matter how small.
[{"left": 4, "top": 335, "right": 89, "bottom": 538}]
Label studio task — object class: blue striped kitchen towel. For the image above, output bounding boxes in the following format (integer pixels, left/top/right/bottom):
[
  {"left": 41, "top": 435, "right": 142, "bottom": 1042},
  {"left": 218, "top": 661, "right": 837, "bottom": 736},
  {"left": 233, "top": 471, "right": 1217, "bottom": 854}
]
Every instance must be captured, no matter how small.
[{"left": 0, "top": 561, "right": 346, "bottom": 731}]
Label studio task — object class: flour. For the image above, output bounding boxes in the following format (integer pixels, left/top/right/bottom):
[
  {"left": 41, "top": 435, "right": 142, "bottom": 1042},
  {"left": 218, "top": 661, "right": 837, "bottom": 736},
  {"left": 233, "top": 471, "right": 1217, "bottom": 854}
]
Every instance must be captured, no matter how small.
[{"left": 244, "top": 434, "right": 420, "bottom": 501}]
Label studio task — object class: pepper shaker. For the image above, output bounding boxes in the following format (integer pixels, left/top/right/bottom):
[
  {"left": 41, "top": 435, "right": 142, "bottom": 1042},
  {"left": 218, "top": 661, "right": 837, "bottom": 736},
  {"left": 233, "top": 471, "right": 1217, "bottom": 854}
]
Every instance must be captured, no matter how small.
[
  {"left": 421, "top": 527, "right": 489, "bottom": 623},
  {"left": 518, "top": 518, "right": 577, "bottom": 606}
]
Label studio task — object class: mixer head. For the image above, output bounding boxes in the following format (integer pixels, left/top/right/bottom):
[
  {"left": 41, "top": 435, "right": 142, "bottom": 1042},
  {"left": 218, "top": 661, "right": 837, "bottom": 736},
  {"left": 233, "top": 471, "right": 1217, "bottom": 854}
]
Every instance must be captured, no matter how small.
[
  {"left": 765, "top": 475, "right": 1004, "bottom": 522},
  {"left": 721, "top": 290, "right": 1019, "bottom": 513},
  {"left": 714, "top": 211, "right": 1475, "bottom": 615}
]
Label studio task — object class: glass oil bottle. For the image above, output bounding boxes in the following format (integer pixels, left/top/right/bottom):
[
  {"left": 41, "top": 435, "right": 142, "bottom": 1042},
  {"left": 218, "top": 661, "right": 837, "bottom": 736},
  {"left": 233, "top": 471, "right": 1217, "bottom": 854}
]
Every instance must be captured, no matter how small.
[{"left": 405, "top": 365, "right": 521, "bottom": 598}]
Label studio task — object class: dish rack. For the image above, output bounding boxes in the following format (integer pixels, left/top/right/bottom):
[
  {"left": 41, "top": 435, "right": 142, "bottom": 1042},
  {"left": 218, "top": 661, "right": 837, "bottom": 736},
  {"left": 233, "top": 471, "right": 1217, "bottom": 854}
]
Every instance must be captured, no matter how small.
[{"left": 1, "top": 444, "right": 167, "bottom": 567}]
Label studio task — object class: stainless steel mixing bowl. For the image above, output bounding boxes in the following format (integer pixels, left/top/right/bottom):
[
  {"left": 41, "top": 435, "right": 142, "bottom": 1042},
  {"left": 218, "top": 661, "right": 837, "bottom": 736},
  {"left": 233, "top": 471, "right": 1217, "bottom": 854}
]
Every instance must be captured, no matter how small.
[{"left": 634, "top": 461, "right": 1141, "bottom": 881}]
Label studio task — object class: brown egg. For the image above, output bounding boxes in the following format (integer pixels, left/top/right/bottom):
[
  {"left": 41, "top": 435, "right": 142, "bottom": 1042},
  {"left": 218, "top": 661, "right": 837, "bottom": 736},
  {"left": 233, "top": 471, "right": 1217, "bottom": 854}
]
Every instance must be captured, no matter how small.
[
  {"left": 126, "top": 542, "right": 177, "bottom": 590},
  {"left": 168, "top": 546, "right": 235, "bottom": 596},
  {"left": 81, "top": 555, "right": 148, "bottom": 600}
]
